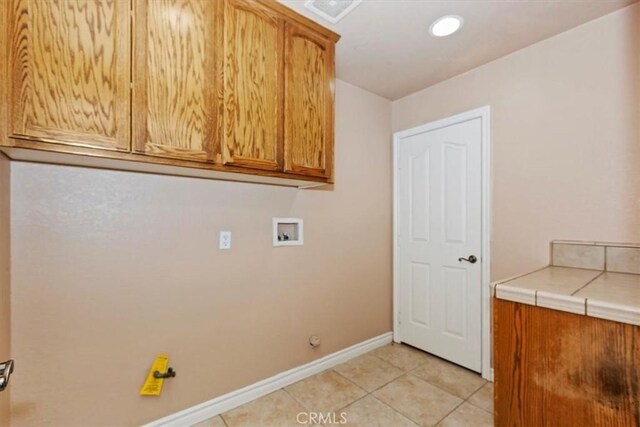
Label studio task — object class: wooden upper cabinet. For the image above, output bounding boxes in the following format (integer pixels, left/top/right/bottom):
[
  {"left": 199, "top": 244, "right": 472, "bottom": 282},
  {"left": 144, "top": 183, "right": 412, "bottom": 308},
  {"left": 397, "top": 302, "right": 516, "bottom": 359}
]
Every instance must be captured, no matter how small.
[
  {"left": 284, "top": 22, "right": 335, "bottom": 179},
  {"left": 223, "top": 0, "right": 284, "bottom": 171},
  {"left": 7, "top": 0, "right": 131, "bottom": 151},
  {"left": 1, "top": 0, "right": 340, "bottom": 185},
  {"left": 133, "top": 0, "right": 222, "bottom": 162}
]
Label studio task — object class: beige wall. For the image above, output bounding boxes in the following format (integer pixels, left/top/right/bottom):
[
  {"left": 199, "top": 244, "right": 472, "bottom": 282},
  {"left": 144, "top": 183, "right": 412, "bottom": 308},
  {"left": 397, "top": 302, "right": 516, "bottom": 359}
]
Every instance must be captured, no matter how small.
[
  {"left": 7, "top": 4, "right": 640, "bottom": 425},
  {"left": 9, "top": 80, "right": 392, "bottom": 426},
  {"left": 392, "top": 4, "right": 640, "bottom": 281},
  {"left": 0, "top": 154, "right": 10, "bottom": 425}
]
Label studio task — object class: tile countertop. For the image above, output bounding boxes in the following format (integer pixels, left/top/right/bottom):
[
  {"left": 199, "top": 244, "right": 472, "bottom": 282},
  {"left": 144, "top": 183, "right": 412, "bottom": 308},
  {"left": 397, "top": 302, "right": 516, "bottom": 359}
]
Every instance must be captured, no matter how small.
[{"left": 493, "top": 266, "right": 640, "bottom": 326}]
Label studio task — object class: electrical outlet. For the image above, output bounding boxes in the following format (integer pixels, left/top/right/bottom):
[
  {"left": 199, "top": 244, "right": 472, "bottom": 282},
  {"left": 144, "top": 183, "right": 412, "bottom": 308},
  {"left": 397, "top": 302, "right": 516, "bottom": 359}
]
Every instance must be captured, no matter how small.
[{"left": 219, "top": 231, "right": 231, "bottom": 250}]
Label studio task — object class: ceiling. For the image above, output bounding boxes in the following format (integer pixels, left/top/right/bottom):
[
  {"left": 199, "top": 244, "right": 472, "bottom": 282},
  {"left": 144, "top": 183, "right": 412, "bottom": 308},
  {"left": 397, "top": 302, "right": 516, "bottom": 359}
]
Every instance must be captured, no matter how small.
[{"left": 278, "top": 0, "right": 638, "bottom": 100}]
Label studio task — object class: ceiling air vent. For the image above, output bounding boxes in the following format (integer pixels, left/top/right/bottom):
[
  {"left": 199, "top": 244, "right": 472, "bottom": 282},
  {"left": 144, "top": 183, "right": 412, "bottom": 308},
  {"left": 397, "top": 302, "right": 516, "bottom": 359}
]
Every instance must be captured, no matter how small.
[{"left": 304, "top": 0, "right": 362, "bottom": 24}]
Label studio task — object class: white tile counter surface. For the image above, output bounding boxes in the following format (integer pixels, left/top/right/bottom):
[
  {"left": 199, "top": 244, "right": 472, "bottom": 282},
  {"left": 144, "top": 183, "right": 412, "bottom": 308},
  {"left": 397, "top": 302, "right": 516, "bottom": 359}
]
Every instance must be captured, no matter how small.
[{"left": 493, "top": 241, "right": 640, "bottom": 326}]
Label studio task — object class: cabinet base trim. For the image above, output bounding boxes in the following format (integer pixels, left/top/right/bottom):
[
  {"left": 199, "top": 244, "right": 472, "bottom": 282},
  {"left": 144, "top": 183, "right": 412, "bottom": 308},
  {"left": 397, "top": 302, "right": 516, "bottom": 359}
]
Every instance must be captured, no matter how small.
[{"left": 0, "top": 147, "right": 328, "bottom": 188}]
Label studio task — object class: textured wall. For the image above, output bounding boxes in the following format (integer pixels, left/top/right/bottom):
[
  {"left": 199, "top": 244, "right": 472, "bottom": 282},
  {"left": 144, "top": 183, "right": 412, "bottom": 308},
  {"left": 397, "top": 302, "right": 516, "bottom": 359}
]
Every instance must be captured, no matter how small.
[
  {"left": 0, "top": 154, "right": 10, "bottom": 426},
  {"left": 393, "top": 4, "right": 640, "bottom": 281},
  {"left": 10, "top": 80, "right": 393, "bottom": 426}
]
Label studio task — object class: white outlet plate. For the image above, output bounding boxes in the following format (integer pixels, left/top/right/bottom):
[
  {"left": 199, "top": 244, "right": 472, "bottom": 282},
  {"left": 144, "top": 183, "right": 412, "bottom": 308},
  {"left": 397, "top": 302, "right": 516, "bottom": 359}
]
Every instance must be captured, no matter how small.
[{"left": 219, "top": 231, "right": 231, "bottom": 250}]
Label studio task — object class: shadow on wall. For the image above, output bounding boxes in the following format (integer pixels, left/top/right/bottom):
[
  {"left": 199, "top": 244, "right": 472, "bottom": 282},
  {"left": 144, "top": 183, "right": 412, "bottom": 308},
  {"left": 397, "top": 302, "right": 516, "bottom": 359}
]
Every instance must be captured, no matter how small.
[{"left": 622, "top": 11, "right": 640, "bottom": 236}]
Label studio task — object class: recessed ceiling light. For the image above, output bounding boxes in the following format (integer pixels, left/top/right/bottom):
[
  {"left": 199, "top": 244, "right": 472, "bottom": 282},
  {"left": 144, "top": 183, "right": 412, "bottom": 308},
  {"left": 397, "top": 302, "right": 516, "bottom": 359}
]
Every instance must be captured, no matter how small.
[{"left": 429, "top": 15, "right": 464, "bottom": 37}]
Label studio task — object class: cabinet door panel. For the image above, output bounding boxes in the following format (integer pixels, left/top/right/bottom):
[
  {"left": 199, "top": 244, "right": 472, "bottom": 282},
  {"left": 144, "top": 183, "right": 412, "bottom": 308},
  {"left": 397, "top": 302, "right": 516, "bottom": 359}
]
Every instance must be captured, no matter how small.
[
  {"left": 8, "top": 0, "right": 130, "bottom": 151},
  {"left": 223, "top": 0, "right": 284, "bottom": 171},
  {"left": 134, "top": 0, "right": 222, "bottom": 162},
  {"left": 284, "top": 22, "right": 334, "bottom": 179}
]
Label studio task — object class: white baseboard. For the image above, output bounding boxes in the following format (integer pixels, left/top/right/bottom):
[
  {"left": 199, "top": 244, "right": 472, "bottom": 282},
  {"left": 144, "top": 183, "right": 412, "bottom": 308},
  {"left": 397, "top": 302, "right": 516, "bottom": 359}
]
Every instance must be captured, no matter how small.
[{"left": 144, "top": 332, "right": 393, "bottom": 427}]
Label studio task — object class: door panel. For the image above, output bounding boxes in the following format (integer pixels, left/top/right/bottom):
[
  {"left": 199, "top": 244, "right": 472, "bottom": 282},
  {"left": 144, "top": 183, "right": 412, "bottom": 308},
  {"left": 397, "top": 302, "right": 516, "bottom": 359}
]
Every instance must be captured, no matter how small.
[
  {"left": 398, "top": 118, "right": 482, "bottom": 372},
  {"left": 8, "top": 0, "right": 130, "bottom": 151},
  {"left": 134, "top": 0, "right": 221, "bottom": 162},
  {"left": 410, "top": 149, "right": 430, "bottom": 242},
  {"left": 223, "top": 0, "right": 283, "bottom": 171},
  {"left": 443, "top": 266, "right": 467, "bottom": 338},
  {"left": 410, "top": 262, "right": 431, "bottom": 327},
  {"left": 284, "top": 22, "right": 334, "bottom": 178},
  {"left": 443, "top": 143, "right": 467, "bottom": 243}
]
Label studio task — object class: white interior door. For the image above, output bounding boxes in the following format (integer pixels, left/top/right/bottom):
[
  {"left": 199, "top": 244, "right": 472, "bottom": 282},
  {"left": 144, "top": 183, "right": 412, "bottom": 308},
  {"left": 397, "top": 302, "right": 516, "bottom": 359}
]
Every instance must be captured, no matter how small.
[{"left": 397, "top": 117, "right": 482, "bottom": 372}]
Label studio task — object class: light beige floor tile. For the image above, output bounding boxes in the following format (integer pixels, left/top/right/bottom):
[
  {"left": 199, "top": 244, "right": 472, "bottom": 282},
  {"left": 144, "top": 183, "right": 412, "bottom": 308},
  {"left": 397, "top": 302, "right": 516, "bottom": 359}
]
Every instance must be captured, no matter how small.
[
  {"left": 285, "top": 370, "right": 366, "bottom": 413},
  {"left": 222, "top": 390, "right": 306, "bottom": 427},
  {"left": 467, "top": 382, "right": 493, "bottom": 413},
  {"left": 371, "top": 343, "right": 430, "bottom": 371},
  {"left": 341, "top": 395, "right": 418, "bottom": 427},
  {"left": 437, "top": 402, "right": 493, "bottom": 427},
  {"left": 192, "top": 415, "right": 226, "bottom": 427},
  {"left": 373, "top": 375, "right": 462, "bottom": 427},
  {"left": 334, "top": 354, "right": 404, "bottom": 392},
  {"left": 410, "top": 355, "right": 486, "bottom": 399}
]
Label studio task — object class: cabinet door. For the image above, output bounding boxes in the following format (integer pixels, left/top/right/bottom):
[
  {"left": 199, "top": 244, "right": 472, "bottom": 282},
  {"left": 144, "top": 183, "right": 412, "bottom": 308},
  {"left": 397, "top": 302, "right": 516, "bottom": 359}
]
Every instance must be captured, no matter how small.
[
  {"left": 133, "top": 0, "right": 222, "bottom": 162},
  {"left": 7, "top": 0, "right": 131, "bottom": 151},
  {"left": 223, "top": 0, "right": 284, "bottom": 171},
  {"left": 284, "top": 22, "right": 334, "bottom": 179}
]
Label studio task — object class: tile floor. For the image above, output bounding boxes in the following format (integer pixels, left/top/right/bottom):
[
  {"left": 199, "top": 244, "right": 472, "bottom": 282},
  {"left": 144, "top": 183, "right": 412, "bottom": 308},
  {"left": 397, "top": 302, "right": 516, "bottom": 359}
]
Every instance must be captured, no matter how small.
[{"left": 194, "top": 343, "right": 493, "bottom": 427}]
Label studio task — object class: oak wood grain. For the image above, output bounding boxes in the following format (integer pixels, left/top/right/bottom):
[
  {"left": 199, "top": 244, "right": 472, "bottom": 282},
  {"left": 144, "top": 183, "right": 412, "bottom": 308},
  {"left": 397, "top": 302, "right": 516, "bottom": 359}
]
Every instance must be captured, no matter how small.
[
  {"left": 251, "top": 0, "right": 340, "bottom": 43},
  {"left": 8, "top": 0, "right": 130, "bottom": 151},
  {"left": 223, "top": 0, "right": 284, "bottom": 171},
  {"left": 0, "top": 0, "right": 7, "bottom": 145},
  {"left": 133, "top": 0, "right": 222, "bottom": 162},
  {"left": 494, "top": 299, "right": 640, "bottom": 426},
  {"left": 1, "top": 0, "right": 339, "bottom": 185},
  {"left": 284, "top": 22, "right": 334, "bottom": 179}
]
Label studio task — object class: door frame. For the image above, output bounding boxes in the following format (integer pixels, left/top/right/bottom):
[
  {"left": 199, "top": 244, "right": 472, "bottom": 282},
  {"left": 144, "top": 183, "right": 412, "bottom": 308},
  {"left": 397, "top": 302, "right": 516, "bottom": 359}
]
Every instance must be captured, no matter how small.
[{"left": 392, "top": 106, "right": 492, "bottom": 380}]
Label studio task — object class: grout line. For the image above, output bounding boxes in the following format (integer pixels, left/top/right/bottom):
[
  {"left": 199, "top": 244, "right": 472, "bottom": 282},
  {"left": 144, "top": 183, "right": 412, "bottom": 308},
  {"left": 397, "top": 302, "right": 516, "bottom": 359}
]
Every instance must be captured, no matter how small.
[
  {"left": 492, "top": 265, "right": 550, "bottom": 287},
  {"left": 281, "top": 386, "right": 314, "bottom": 412},
  {"left": 570, "top": 271, "right": 605, "bottom": 296},
  {"left": 366, "top": 370, "right": 405, "bottom": 393},
  {"left": 433, "top": 399, "right": 466, "bottom": 426},
  {"left": 335, "top": 393, "right": 369, "bottom": 413},
  {"left": 466, "top": 382, "right": 494, "bottom": 414},
  {"left": 216, "top": 343, "right": 495, "bottom": 427},
  {"left": 372, "top": 342, "right": 414, "bottom": 372},
  {"left": 329, "top": 368, "right": 368, "bottom": 393},
  {"left": 379, "top": 344, "right": 488, "bottom": 403},
  {"left": 435, "top": 383, "right": 493, "bottom": 426},
  {"left": 407, "top": 370, "right": 486, "bottom": 403},
  {"left": 366, "top": 390, "right": 422, "bottom": 425}
]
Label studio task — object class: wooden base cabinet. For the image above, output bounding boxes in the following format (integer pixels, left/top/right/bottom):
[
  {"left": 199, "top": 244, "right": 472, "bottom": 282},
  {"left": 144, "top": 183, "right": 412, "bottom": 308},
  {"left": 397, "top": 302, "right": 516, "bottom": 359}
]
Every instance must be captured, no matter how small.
[
  {"left": 0, "top": 0, "right": 340, "bottom": 186},
  {"left": 494, "top": 299, "right": 640, "bottom": 427}
]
